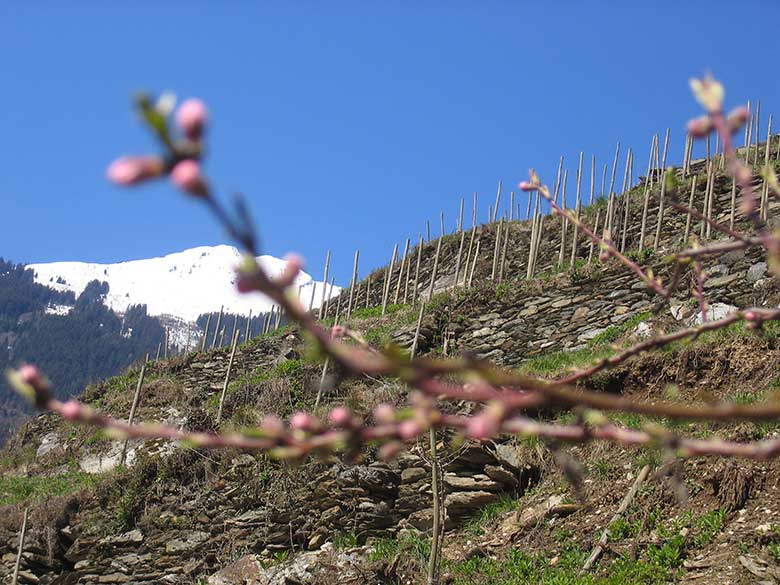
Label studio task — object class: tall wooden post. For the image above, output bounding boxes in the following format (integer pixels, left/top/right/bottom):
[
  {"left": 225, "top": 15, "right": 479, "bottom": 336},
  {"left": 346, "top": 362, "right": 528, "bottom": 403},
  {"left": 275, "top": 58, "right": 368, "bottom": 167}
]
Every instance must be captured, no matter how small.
[
  {"left": 620, "top": 149, "right": 633, "bottom": 252},
  {"left": 457, "top": 197, "right": 464, "bottom": 232},
  {"left": 381, "top": 243, "right": 398, "bottom": 315},
  {"left": 468, "top": 239, "right": 481, "bottom": 286},
  {"left": 412, "top": 235, "right": 424, "bottom": 302},
  {"left": 492, "top": 180, "right": 502, "bottom": 223},
  {"left": 509, "top": 191, "right": 515, "bottom": 222},
  {"left": 410, "top": 302, "right": 426, "bottom": 359},
  {"left": 606, "top": 142, "right": 621, "bottom": 235},
  {"left": 461, "top": 225, "right": 476, "bottom": 287},
  {"left": 11, "top": 507, "right": 29, "bottom": 585},
  {"left": 570, "top": 151, "right": 584, "bottom": 267},
  {"left": 211, "top": 306, "right": 223, "bottom": 350},
  {"left": 318, "top": 250, "right": 331, "bottom": 320},
  {"left": 491, "top": 217, "right": 503, "bottom": 280},
  {"left": 366, "top": 273, "right": 373, "bottom": 308},
  {"left": 558, "top": 169, "right": 569, "bottom": 265},
  {"left": 653, "top": 169, "right": 667, "bottom": 250},
  {"left": 453, "top": 229, "right": 466, "bottom": 289},
  {"left": 428, "top": 237, "right": 443, "bottom": 301},
  {"left": 498, "top": 221, "right": 510, "bottom": 282},
  {"left": 683, "top": 175, "right": 698, "bottom": 244},
  {"left": 346, "top": 249, "right": 360, "bottom": 319},
  {"left": 200, "top": 313, "right": 212, "bottom": 352},
  {"left": 440, "top": 211, "right": 445, "bottom": 237},
  {"left": 394, "top": 239, "right": 410, "bottom": 305},
  {"left": 216, "top": 331, "right": 240, "bottom": 425},
  {"left": 244, "top": 309, "right": 252, "bottom": 341},
  {"left": 588, "top": 210, "right": 601, "bottom": 264},
  {"left": 120, "top": 355, "right": 148, "bottom": 466}
]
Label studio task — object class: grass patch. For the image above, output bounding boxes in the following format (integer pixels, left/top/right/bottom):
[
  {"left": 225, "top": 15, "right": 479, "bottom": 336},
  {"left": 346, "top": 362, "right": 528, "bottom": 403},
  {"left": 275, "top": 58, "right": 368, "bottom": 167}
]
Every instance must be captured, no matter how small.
[
  {"left": 0, "top": 471, "right": 99, "bottom": 505},
  {"left": 462, "top": 493, "right": 522, "bottom": 535},
  {"left": 368, "top": 532, "right": 430, "bottom": 563}
]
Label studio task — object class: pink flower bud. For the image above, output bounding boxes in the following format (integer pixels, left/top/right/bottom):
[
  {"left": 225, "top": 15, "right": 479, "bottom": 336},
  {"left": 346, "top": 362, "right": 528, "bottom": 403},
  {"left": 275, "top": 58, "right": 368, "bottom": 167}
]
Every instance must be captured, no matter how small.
[
  {"left": 176, "top": 98, "right": 209, "bottom": 140},
  {"left": 518, "top": 181, "right": 535, "bottom": 192},
  {"left": 727, "top": 106, "right": 750, "bottom": 133},
  {"left": 397, "top": 419, "right": 422, "bottom": 440},
  {"left": 466, "top": 412, "right": 500, "bottom": 440},
  {"left": 170, "top": 160, "right": 209, "bottom": 198},
  {"left": 331, "top": 325, "right": 346, "bottom": 339},
  {"left": 290, "top": 411, "right": 317, "bottom": 431},
  {"left": 373, "top": 403, "right": 396, "bottom": 424},
  {"left": 274, "top": 254, "right": 304, "bottom": 288},
  {"left": 744, "top": 310, "right": 756, "bottom": 322},
  {"left": 328, "top": 406, "right": 353, "bottom": 427},
  {"left": 261, "top": 415, "right": 284, "bottom": 436},
  {"left": 378, "top": 441, "right": 403, "bottom": 461},
  {"left": 61, "top": 400, "right": 81, "bottom": 421},
  {"left": 686, "top": 116, "right": 713, "bottom": 138},
  {"left": 107, "top": 156, "right": 164, "bottom": 186},
  {"left": 18, "top": 364, "right": 44, "bottom": 388}
]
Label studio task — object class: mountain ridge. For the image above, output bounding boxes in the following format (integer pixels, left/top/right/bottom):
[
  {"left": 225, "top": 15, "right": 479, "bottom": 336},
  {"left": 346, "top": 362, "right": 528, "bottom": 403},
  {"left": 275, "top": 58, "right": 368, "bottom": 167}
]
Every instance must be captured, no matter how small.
[{"left": 27, "top": 245, "right": 341, "bottom": 323}]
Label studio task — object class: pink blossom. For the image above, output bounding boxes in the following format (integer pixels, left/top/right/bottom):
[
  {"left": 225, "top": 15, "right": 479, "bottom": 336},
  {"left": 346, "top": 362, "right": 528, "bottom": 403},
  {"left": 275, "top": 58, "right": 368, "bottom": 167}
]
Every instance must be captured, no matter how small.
[
  {"left": 261, "top": 415, "right": 284, "bottom": 436},
  {"left": 466, "top": 412, "right": 500, "bottom": 440},
  {"left": 290, "top": 411, "right": 317, "bottom": 431},
  {"left": 106, "top": 156, "right": 164, "bottom": 186},
  {"left": 176, "top": 98, "right": 209, "bottom": 140},
  {"left": 331, "top": 325, "right": 347, "bottom": 339},
  {"left": 373, "top": 403, "right": 396, "bottom": 424},
  {"left": 397, "top": 419, "right": 422, "bottom": 440},
  {"left": 61, "top": 400, "right": 81, "bottom": 421},
  {"left": 687, "top": 116, "right": 713, "bottom": 138},
  {"left": 328, "top": 406, "right": 353, "bottom": 427},
  {"left": 727, "top": 106, "right": 750, "bottom": 132},
  {"left": 518, "top": 181, "right": 535, "bottom": 192},
  {"left": 274, "top": 254, "right": 304, "bottom": 288},
  {"left": 18, "top": 364, "right": 44, "bottom": 388},
  {"left": 170, "top": 160, "right": 209, "bottom": 198}
]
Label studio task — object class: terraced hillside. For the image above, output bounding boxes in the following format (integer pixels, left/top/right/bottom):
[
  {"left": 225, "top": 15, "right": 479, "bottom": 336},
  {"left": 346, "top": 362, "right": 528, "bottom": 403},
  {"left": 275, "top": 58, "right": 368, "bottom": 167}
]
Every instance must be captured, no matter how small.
[{"left": 3, "top": 144, "right": 780, "bottom": 584}]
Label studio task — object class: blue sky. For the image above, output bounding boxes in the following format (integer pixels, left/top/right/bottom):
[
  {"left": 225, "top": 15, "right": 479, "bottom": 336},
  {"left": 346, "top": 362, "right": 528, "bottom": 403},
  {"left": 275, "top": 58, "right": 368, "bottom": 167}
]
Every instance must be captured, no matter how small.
[{"left": 2, "top": 1, "right": 779, "bottom": 284}]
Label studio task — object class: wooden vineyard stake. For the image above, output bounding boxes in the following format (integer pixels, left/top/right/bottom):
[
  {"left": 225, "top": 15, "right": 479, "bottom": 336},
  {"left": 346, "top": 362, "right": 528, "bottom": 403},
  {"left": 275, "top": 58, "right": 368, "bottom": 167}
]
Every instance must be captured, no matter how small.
[
  {"left": 606, "top": 142, "right": 620, "bottom": 235},
  {"left": 498, "top": 220, "right": 510, "bottom": 282},
  {"left": 619, "top": 148, "right": 633, "bottom": 252},
  {"left": 11, "top": 507, "right": 29, "bottom": 585},
  {"left": 365, "top": 273, "right": 372, "bottom": 308},
  {"left": 412, "top": 235, "right": 424, "bottom": 303},
  {"left": 394, "top": 239, "right": 410, "bottom": 305},
  {"left": 683, "top": 175, "right": 698, "bottom": 244},
  {"left": 468, "top": 239, "right": 481, "bottom": 287},
  {"left": 211, "top": 305, "right": 223, "bottom": 350},
  {"left": 761, "top": 114, "right": 773, "bottom": 220},
  {"left": 381, "top": 243, "right": 398, "bottom": 315},
  {"left": 318, "top": 250, "right": 331, "bottom": 319},
  {"left": 510, "top": 191, "right": 515, "bottom": 221},
  {"left": 410, "top": 302, "right": 426, "bottom": 359},
  {"left": 492, "top": 180, "right": 502, "bottom": 223},
  {"left": 570, "top": 151, "right": 584, "bottom": 267},
  {"left": 453, "top": 229, "right": 466, "bottom": 289},
  {"left": 700, "top": 162, "right": 712, "bottom": 239},
  {"left": 558, "top": 169, "right": 569, "bottom": 266},
  {"left": 458, "top": 197, "right": 464, "bottom": 232},
  {"left": 461, "top": 225, "right": 477, "bottom": 287},
  {"left": 440, "top": 211, "right": 445, "bottom": 237},
  {"left": 120, "top": 354, "right": 148, "bottom": 466},
  {"left": 653, "top": 169, "right": 668, "bottom": 250},
  {"left": 589, "top": 154, "right": 596, "bottom": 205},
  {"left": 491, "top": 217, "right": 503, "bottom": 280},
  {"left": 426, "top": 220, "right": 431, "bottom": 242},
  {"left": 638, "top": 137, "right": 656, "bottom": 251},
  {"left": 661, "top": 127, "right": 670, "bottom": 169},
  {"left": 346, "top": 249, "right": 360, "bottom": 319},
  {"left": 216, "top": 331, "right": 240, "bottom": 424},
  {"left": 229, "top": 316, "right": 238, "bottom": 348},
  {"left": 588, "top": 210, "right": 601, "bottom": 264},
  {"left": 200, "top": 313, "right": 212, "bottom": 351},
  {"left": 245, "top": 309, "right": 252, "bottom": 341},
  {"left": 428, "top": 236, "right": 443, "bottom": 301}
]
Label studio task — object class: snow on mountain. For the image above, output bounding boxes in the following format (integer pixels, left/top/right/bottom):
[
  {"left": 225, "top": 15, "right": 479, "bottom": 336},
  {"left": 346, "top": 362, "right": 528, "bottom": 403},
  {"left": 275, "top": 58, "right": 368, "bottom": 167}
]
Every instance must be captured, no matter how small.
[{"left": 27, "top": 245, "right": 341, "bottom": 323}]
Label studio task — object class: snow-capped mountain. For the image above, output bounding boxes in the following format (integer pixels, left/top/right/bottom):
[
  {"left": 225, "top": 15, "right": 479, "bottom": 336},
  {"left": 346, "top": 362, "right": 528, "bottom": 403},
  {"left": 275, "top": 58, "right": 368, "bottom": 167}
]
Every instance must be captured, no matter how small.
[{"left": 27, "top": 245, "right": 340, "bottom": 323}]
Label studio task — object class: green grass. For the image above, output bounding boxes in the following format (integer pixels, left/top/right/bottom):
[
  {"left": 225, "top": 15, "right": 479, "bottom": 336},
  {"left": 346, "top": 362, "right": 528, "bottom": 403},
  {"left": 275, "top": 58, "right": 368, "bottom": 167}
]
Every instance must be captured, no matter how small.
[
  {"left": 519, "top": 346, "right": 615, "bottom": 377},
  {"left": 0, "top": 471, "right": 99, "bottom": 505},
  {"left": 462, "top": 493, "right": 522, "bottom": 535},
  {"left": 368, "top": 532, "right": 430, "bottom": 562}
]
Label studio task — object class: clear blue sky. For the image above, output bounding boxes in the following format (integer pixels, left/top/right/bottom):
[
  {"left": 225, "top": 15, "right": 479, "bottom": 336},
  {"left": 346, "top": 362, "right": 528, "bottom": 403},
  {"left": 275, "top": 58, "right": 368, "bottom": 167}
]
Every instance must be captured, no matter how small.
[{"left": 2, "top": 2, "right": 779, "bottom": 284}]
